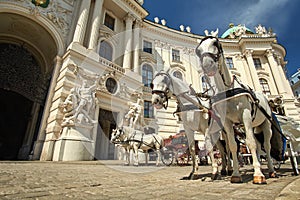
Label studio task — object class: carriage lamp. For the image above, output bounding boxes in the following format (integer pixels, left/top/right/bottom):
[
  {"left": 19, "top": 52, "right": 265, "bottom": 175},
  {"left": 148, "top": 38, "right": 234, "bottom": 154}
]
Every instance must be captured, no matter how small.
[{"left": 31, "top": 0, "right": 50, "bottom": 8}]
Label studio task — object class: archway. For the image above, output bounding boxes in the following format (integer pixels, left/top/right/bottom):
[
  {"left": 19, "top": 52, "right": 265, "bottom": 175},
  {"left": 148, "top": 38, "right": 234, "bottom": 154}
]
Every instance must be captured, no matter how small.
[{"left": 0, "top": 43, "right": 46, "bottom": 160}]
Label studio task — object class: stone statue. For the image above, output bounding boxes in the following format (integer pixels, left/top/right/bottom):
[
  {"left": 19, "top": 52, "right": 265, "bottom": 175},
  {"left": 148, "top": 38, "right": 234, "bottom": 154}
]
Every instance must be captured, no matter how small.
[
  {"left": 125, "top": 97, "right": 142, "bottom": 129},
  {"left": 255, "top": 24, "right": 267, "bottom": 35},
  {"left": 62, "top": 77, "right": 99, "bottom": 126}
]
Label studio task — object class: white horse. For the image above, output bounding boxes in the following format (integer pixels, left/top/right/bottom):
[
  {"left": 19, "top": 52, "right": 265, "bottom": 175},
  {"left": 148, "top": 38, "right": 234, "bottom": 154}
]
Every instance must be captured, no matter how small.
[
  {"left": 151, "top": 70, "right": 232, "bottom": 179},
  {"left": 195, "top": 32, "right": 277, "bottom": 184},
  {"left": 111, "top": 126, "right": 164, "bottom": 166}
]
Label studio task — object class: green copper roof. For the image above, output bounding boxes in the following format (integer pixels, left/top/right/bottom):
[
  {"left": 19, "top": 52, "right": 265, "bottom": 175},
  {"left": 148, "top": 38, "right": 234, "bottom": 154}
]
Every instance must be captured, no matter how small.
[{"left": 221, "top": 25, "right": 254, "bottom": 38}]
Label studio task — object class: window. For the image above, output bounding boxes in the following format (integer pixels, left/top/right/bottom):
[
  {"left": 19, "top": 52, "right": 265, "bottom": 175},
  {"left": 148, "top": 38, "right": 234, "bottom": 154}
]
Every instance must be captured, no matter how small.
[
  {"left": 104, "top": 13, "right": 115, "bottom": 31},
  {"left": 142, "top": 64, "right": 153, "bottom": 87},
  {"left": 172, "top": 49, "right": 180, "bottom": 62},
  {"left": 173, "top": 71, "right": 183, "bottom": 80},
  {"left": 106, "top": 78, "right": 117, "bottom": 94},
  {"left": 201, "top": 76, "right": 209, "bottom": 91},
  {"left": 225, "top": 57, "right": 234, "bottom": 69},
  {"left": 143, "top": 41, "right": 152, "bottom": 54},
  {"left": 144, "top": 101, "right": 154, "bottom": 118},
  {"left": 99, "top": 40, "right": 113, "bottom": 61},
  {"left": 253, "top": 58, "right": 262, "bottom": 69},
  {"left": 259, "top": 78, "right": 271, "bottom": 96}
]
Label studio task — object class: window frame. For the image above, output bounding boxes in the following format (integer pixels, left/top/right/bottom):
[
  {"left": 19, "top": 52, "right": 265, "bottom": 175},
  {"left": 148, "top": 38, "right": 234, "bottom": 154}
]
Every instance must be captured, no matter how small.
[
  {"left": 104, "top": 13, "right": 115, "bottom": 31},
  {"left": 259, "top": 78, "right": 271, "bottom": 96},
  {"left": 99, "top": 40, "right": 113, "bottom": 61},
  {"left": 172, "top": 49, "right": 180, "bottom": 62},
  {"left": 143, "top": 40, "right": 152, "bottom": 54},
  {"left": 144, "top": 100, "right": 154, "bottom": 118},
  {"left": 253, "top": 58, "right": 262, "bottom": 70},
  {"left": 142, "top": 64, "right": 153, "bottom": 87},
  {"left": 225, "top": 57, "right": 234, "bottom": 69}
]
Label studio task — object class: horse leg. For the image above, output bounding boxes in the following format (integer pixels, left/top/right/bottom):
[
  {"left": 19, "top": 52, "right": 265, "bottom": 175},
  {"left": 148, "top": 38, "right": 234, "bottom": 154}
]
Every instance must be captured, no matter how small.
[
  {"left": 156, "top": 148, "right": 161, "bottom": 166},
  {"left": 185, "top": 128, "right": 198, "bottom": 179},
  {"left": 124, "top": 147, "right": 130, "bottom": 166},
  {"left": 224, "top": 121, "right": 242, "bottom": 183},
  {"left": 261, "top": 121, "right": 277, "bottom": 178},
  {"left": 243, "top": 110, "right": 266, "bottom": 184},
  {"left": 224, "top": 133, "right": 233, "bottom": 176},
  {"left": 145, "top": 151, "right": 148, "bottom": 166},
  {"left": 133, "top": 145, "right": 139, "bottom": 166},
  {"left": 216, "top": 139, "right": 227, "bottom": 176}
]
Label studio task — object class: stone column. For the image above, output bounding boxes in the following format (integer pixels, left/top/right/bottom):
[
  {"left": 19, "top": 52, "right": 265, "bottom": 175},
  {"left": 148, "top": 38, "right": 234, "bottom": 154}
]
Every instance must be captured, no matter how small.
[
  {"left": 72, "top": 0, "right": 91, "bottom": 44},
  {"left": 122, "top": 13, "right": 135, "bottom": 70},
  {"left": 244, "top": 50, "right": 262, "bottom": 92},
  {"left": 266, "top": 50, "right": 294, "bottom": 97},
  {"left": 88, "top": 0, "right": 104, "bottom": 50},
  {"left": 133, "top": 20, "right": 142, "bottom": 73}
]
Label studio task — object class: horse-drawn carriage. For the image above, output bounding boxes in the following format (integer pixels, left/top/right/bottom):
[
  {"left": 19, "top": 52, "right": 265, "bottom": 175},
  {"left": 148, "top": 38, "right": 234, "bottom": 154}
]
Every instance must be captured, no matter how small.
[{"left": 151, "top": 30, "right": 299, "bottom": 183}]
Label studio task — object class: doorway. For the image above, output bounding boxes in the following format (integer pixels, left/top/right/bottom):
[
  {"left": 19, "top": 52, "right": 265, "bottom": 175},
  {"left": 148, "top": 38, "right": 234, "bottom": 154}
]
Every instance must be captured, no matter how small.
[
  {"left": 0, "top": 89, "right": 33, "bottom": 159},
  {"left": 95, "top": 109, "right": 118, "bottom": 160}
]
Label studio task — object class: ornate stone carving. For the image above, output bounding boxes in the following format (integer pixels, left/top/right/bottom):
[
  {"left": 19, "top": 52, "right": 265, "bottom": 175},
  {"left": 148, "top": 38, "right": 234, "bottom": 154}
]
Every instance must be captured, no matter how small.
[
  {"left": 8, "top": 0, "right": 74, "bottom": 38},
  {"left": 0, "top": 43, "right": 48, "bottom": 104}
]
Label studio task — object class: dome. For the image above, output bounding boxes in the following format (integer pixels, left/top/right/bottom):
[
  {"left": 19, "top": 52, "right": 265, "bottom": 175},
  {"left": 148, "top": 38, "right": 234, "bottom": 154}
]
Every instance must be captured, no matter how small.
[{"left": 221, "top": 23, "right": 254, "bottom": 39}]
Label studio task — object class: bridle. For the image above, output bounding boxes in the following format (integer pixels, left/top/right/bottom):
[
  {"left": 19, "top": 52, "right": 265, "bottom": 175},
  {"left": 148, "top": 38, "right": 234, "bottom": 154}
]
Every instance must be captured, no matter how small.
[
  {"left": 196, "top": 36, "right": 223, "bottom": 73},
  {"left": 151, "top": 71, "right": 172, "bottom": 109},
  {"left": 196, "top": 36, "right": 233, "bottom": 88}
]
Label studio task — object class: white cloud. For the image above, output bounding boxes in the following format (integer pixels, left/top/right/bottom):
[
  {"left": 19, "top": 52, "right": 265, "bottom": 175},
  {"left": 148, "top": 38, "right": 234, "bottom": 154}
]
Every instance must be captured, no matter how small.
[{"left": 236, "top": 0, "right": 289, "bottom": 27}]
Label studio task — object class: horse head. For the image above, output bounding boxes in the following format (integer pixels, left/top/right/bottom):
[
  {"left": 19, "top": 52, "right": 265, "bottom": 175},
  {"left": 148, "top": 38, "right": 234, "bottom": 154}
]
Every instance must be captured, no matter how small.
[
  {"left": 151, "top": 71, "right": 172, "bottom": 109},
  {"left": 196, "top": 34, "right": 232, "bottom": 88},
  {"left": 195, "top": 35, "right": 223, "bottom": 77},
  {"left": 110, "top": 128, "right": 125, "bottom": 144}
]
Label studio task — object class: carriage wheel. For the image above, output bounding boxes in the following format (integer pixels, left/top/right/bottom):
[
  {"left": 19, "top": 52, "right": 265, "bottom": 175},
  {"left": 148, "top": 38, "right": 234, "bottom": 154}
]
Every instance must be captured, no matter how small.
[
  {"left": 289, "top": 154, "right": 299, "bottom": 176},
  {"left": 161, "top": 147, "right": 174, "bottom": 166}
]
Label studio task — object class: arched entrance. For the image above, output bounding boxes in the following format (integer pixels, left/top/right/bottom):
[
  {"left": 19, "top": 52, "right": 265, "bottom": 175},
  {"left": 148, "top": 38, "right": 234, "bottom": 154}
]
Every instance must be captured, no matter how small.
[{"left": 0, "top": 43, "right": 47, "bottom": 160}]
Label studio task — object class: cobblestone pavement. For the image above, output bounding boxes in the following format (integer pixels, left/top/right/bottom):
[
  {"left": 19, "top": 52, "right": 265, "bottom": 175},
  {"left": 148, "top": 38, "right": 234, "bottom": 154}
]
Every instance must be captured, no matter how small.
[{"left": 0, "top": 160, "right": 299, "bottom": 200}]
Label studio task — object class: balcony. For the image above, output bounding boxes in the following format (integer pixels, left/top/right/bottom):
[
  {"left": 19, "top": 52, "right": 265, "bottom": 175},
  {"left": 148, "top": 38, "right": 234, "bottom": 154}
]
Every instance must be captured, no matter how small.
[{"left": 99, "top": 57, "right": 125, "bottom": 74}]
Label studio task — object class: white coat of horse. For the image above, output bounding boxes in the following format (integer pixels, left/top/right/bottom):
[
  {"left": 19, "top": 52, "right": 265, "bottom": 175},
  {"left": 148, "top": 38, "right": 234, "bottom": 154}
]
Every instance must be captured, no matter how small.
[
  {"left": 195, "top": 31, "right": 277, "bottom": 184},
  {"left": 151, "top": 70, "right": 232, "bottom": 179},
  {"left": 111, "top": 126, "right": 164, "bottom": 166}
]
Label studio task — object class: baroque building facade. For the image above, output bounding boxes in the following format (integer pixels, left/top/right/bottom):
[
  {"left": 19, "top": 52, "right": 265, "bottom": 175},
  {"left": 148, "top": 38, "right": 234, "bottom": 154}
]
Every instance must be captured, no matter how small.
[{"left": 0, "top": 0, "right": 298, "bottom": 161}]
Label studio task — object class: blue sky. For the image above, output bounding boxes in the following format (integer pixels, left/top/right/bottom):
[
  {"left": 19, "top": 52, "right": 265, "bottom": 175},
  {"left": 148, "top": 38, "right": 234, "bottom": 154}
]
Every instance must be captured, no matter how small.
[{"left": 143, "top": 0, "right": 299, "bottom": 77}]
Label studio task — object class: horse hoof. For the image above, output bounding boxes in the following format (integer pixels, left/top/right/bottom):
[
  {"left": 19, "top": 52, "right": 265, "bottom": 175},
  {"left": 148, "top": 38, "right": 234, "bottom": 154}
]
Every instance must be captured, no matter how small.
[
  {"left": 269, "top": 172, "right": 278, "bottom": 178},
  {"left": 227, "top": 170, "right": 233, "bottom": 176},
  {"left": 221, "top": 170, "right": 227, "bottom": 176},
  {"left": 230, "top": 176, "right": 243, "bottom": 183},
  {"left": 133, "top": 163, "right": 139, "bottom": 167},
  {"left": 211, "top": 173, "right": 220, "bottom": 180},
  {"left": 253, "top": 176, "right": 267, "bottom": 184},
  {"left": 124, "top": 163, "right": 129, "bottom": 166}
]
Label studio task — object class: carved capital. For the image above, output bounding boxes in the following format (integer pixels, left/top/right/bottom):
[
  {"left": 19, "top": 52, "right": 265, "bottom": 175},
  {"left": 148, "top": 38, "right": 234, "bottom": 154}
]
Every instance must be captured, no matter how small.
[
  {"left": 124, "top": 12, "right": 135, "bottom": 23},
  {"left": 243, "top": 49, "right": 253, "bottom": 58},
  {"left": 265, "top": 49, "right": 274, "bottom": 58}
]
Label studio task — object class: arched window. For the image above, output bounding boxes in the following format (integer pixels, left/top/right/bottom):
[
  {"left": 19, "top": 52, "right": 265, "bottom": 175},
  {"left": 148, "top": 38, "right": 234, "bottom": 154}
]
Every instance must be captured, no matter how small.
[
  {"left": 142, "top": 64, "right": 153, "bottom": 87},
  {"left": 259, "top": 78, "right": 271, "bottom": 96},
  {"left": 173, "top": 71, "right": 183, "bottom": 80},
  {"left": 99, "top": 40, "right": 113, "bottom": 61}
]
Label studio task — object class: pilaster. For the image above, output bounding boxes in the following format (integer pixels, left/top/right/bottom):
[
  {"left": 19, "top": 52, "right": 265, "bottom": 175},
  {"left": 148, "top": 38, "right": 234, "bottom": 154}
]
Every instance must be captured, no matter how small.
[
  {"left": 122, "top": 13, "right": 135, "bottom": 70},
  {"left": 244, "top": 50, "right": 262, "bottom": 92}
]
